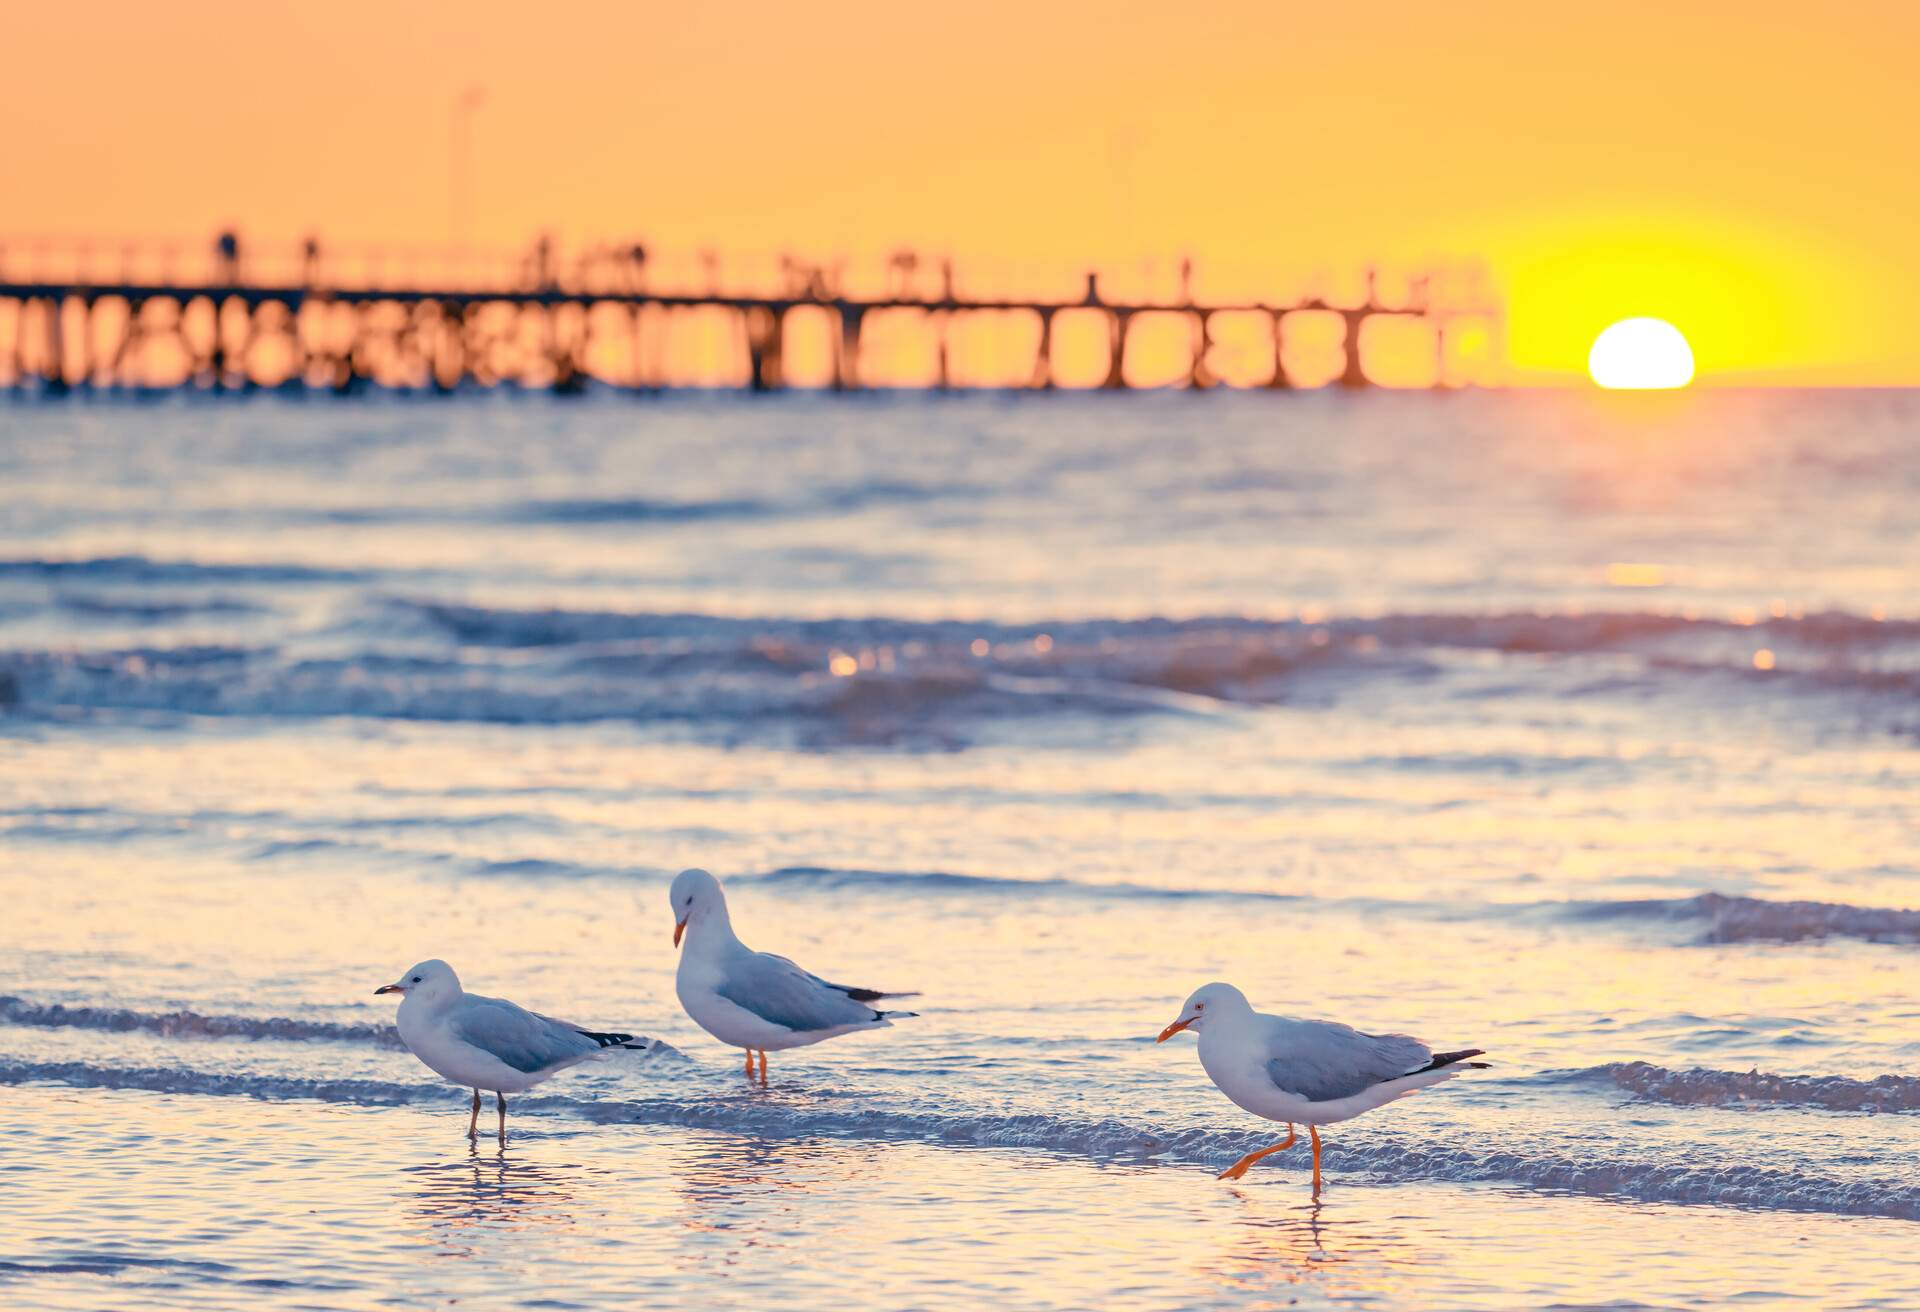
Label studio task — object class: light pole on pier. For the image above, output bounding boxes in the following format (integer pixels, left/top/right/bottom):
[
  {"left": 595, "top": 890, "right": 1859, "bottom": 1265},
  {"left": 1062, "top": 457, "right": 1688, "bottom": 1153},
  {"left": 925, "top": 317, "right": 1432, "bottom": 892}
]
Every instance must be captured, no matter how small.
[{"left": 451, "top": 87, "right": 487, "bottom": 259}]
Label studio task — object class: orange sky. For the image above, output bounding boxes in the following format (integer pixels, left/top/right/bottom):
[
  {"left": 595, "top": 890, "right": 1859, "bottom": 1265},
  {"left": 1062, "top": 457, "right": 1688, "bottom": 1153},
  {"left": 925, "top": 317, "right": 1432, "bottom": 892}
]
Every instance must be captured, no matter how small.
[{"left": 4, "top": 1, "right": 1918, "bottom": 384}]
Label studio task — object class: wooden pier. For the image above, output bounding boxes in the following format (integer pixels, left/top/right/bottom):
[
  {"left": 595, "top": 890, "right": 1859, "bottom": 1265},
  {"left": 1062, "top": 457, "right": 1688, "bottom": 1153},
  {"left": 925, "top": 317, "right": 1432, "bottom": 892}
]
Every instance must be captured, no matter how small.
[{"left": 0, "top": 234, "right": 1499, "bottom": 395}]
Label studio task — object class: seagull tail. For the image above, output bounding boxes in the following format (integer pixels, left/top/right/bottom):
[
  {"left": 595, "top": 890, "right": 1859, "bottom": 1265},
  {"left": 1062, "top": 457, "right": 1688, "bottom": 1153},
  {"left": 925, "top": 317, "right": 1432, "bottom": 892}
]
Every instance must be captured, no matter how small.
[{"left": 875, "top": 1009, "right": 919, "bottom": 1021}]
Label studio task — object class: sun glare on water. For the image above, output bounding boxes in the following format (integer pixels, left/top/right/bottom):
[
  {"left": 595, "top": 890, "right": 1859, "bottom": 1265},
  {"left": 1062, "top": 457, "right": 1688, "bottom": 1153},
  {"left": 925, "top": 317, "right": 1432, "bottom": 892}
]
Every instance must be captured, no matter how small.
[{"left": 1588, "top": 318, "right": 1695, "bottom": 389}]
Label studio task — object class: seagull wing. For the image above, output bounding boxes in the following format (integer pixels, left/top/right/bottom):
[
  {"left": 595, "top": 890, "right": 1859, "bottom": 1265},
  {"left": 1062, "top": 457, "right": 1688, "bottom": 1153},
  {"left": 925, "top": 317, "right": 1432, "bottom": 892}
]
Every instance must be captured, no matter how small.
[
  {"left": 448, "top": 995, "right": 604, "bottom": 1075},
  {"left": 715, "top": 951, "right": 884, "bottom": 1033},
  {"left": 1262, "top": 1014, "right": 1433, "bottom": 1103}
]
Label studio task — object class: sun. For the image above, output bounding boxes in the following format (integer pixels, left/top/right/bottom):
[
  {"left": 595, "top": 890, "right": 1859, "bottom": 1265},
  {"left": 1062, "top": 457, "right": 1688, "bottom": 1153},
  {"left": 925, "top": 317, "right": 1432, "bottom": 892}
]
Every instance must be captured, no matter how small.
[{"left": 1588, "top": 318, "right": 1695, "bottom": 389}]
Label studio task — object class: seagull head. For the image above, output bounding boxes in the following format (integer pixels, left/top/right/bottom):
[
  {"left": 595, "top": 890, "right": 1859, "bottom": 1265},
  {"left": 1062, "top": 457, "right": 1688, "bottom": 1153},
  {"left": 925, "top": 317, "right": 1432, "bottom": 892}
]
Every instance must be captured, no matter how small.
[
  {"left": 1157, "top": 982, "right": 1248, "bottom": 1042},
  {"left": 669, "top": 867, "right": 726, "bottom": 947},
  {"left": 375, "top": 958, "right": 460, "bottom": 1003}
]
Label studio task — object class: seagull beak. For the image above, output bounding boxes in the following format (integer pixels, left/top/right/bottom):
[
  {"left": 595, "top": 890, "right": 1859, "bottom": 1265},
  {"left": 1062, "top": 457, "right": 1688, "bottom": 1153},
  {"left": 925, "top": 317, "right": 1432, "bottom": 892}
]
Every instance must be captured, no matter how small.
[
  {"left": 374, "top": 983, "right": 404, "bottom": 995},
  {"left": 1156, "top": 1016, "right": 1195, "bottom": 1042},
  {"left": 673, "top": 918, "right": 687, "bottom": 948}
]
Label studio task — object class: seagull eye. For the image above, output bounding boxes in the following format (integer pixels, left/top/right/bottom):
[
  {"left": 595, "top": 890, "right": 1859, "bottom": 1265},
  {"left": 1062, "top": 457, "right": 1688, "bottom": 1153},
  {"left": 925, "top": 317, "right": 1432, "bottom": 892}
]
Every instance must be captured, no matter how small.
[
  {"left": 411, "top": 976, "right": 422, "bottom": 983},
  {"left": 1194, "top": 1003, "right": 1205, "bottom": 1011}
]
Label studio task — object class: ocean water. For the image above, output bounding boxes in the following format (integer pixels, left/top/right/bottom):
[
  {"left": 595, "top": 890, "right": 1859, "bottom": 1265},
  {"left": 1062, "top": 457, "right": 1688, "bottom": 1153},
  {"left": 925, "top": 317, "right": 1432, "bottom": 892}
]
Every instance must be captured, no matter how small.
[{"left": 1, "top": 388, "right": 1917, "bottom": 1310}]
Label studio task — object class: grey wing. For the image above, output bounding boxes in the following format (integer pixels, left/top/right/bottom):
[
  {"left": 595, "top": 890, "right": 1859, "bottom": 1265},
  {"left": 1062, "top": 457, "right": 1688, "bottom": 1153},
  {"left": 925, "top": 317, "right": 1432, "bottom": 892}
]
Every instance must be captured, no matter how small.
[
  {"left": 449, "top": 996, "right": 601, "bottom": 1074},
  {"left": 715, "top": 951, "right": 882, "bottom": 1033},
  {"left": 1264, "top": 1016, "right": 1432, "bottom": 1103}
]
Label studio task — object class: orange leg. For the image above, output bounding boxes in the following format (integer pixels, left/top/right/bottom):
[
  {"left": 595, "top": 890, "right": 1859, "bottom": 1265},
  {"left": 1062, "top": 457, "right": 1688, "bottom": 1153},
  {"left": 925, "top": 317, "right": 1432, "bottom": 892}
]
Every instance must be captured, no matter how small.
[
  {"left": 1310, "top": 1125, "right": 1323, "bottom": 1193},
  {"left": 1217, "top": 1125, "right": 1297, "bottom": 1181},
  {"left": 466, "top": 1089, "right": 481, "bottom": 1140},
  {"left": 757, "top": 1049, "right": 769, "bottom": 1085},
  {"left": 744, "top": 1048, "right": 755, "bottom": 1077}
]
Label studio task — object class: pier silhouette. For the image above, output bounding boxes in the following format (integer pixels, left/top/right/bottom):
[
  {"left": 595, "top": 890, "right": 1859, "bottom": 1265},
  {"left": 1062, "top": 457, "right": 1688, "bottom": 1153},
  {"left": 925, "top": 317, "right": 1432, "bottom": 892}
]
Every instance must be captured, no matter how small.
[{"left": 0, "top": 232, "right": 1500, "bottom": 396}]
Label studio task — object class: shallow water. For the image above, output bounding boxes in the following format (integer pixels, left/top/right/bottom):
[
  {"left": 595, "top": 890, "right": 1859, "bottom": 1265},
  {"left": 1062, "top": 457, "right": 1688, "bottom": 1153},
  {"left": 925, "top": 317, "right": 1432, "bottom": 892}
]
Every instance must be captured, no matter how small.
[{"left": 2, "top": 390, "right": 1918, "bottom": 1308}]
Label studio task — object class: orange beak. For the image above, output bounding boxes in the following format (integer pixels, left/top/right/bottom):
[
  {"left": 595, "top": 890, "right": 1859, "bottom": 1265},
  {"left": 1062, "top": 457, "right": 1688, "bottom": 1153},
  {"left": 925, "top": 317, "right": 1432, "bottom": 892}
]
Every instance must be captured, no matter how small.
[
  {"left": 374, "top": 984, "right": 403, "bottom": 995},
  {"left": 673, "top": 918, "right": 687, "bottom": 948},
  {"left": 1157, "top": 1016, "right": 1194, "bottom": 1043}
]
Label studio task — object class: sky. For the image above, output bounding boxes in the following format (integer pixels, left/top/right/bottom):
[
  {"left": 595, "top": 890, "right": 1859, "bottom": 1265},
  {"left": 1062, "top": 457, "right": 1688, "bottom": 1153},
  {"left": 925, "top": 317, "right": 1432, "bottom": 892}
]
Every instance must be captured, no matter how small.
[{"left": 3, "top": 1, "right": 1918, "bottom": 384}]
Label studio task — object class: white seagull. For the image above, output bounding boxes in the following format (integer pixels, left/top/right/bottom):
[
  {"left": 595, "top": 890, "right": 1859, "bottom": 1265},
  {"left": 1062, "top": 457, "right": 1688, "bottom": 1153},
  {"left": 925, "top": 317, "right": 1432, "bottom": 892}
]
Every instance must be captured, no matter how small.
[
  {"left": 669, "top": 868, "right": 917, "bottom": 1082},
  {"left": 1157, "top": 982, "right": 1486, "bottom": 1191},
  {"left": 375, "top": 959, "right": 652, "bottom": 1141}
]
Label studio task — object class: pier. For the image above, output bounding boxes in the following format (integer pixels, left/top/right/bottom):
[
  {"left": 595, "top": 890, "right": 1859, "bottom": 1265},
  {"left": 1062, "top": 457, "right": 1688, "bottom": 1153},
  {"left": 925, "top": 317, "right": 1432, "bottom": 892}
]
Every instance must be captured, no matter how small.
[{"left": 0, "top": 233, "right": 1500, "bottom": 396}]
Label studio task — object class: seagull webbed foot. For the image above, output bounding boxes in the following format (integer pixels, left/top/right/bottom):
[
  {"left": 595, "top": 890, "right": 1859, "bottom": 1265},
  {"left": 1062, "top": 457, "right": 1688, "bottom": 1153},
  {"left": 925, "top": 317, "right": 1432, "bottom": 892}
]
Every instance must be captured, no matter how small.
[{"left": 1216, "top": 1125, "right": 1298, "bottom": 1181}]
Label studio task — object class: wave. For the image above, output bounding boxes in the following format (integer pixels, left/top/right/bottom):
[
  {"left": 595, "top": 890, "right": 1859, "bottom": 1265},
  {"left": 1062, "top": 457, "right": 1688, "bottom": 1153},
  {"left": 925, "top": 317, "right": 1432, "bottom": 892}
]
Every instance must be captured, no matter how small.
[
  {"left": 0, "top": 554, "right": 364, "bottom": 584},
  {"left": 37, "top": 593, "right": 266, "bottom": 622},
  {"left": 370, "top": 599, "right": 1920, "bottom": 658},
  {"left": 723, "top": 877, "right": 1920, "bottom": 952},
  {"left": 1569, "top": 891, "right": 1920, "bottom": 945},
  {"left": 1565, "top": 1061, "right": 1920, "bottom": 1113},
  {"left": 0, "top": 996, "right": 408, "bottom": 1048},
  {"left": 743, "top": 864, "right": 1306, "bottom": 904},
  {"left": 0, "top": 594, "right": 259, "bottom": 646},
  {"left": 0, "top": 644, "right": 1179, "bottom": 743},
  {"left": 6, "top": 1001, "right": 1909, "bottom": 1121},
  {"left": 0, "top": 996, "right": 674, "bottom": 1057},
  {"left": 3, "top": 1058, "right": 1914, "bottom": 1220},
  {"left": 507, "top": 479, "right": 971, "bottom": 525},
  {"left": 3, "top": 601, "right": 1914, "bottom": 737},
  {"left": 319, "top": 479, "right": 974, "bottom": 528},
  {"left": 506, "top": 495, "right": 775, "bottom": 524},
  {"left": 652, "top": 873, "right": 1920, "bottom": 951}
]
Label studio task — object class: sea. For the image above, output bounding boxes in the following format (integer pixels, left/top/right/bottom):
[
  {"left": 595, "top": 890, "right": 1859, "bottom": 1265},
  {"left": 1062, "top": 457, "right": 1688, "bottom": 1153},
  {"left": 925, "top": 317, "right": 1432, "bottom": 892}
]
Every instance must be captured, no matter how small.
[{"left": 1, "top": 387, "right": 1917, "bottom": 1310}]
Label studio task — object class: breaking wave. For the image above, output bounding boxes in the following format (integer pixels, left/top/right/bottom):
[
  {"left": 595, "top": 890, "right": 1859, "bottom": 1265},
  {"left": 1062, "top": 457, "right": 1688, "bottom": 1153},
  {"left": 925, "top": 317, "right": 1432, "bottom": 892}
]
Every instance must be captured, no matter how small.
[
  {"left": 1567, "top": 1061, "right": 1920, "bottom": 1113},
  {"left": 3, "top": 601, "right": 1915, "bottom": 739},
  {"left": 1569, "top": 891, "right": 1920, "bottom": 944}
]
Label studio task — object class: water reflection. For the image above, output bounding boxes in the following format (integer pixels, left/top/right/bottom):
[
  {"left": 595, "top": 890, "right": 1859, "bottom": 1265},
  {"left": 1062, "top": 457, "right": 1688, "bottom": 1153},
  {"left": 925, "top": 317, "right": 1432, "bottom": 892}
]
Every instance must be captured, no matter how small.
[
  {"left": 667, "top": 1134, "right": 900, "bottom": 1275},
  {"left": 1198, "top": 1192, "right": 1426, "bottom": 1303},
  {"left": 404, "top": 1144, "right": 584, "bottom": 1257}
]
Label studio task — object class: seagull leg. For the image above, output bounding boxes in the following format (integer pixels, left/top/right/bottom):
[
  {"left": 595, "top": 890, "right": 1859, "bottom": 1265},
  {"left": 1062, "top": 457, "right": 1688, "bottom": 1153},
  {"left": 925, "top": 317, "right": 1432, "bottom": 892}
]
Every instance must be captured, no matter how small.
[
  {"left": 757, "top": 1050, "right": 768, "bottom": 1085},
  {"left": 744, "top": 1048, "right": 755, "bottom": 1078},
  {"left": 467, "top": 1089, "right": 482, "bottom": 1140},
  {"left": 1310, "top": 1125, "right": 1323, "bottom": 1193},
  {"left": 1217, "top": 1125, "right": 1297, "bottom": 1181},
  {"left": 497, "top": 1092, "right": 507, "bottom": 1145}
]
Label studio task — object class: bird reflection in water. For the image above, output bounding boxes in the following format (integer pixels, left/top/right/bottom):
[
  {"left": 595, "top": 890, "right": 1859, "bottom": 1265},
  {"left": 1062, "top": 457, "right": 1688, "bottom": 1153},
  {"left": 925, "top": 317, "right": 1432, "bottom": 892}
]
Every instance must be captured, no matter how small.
[
  {"left": 671, "top": 1135, "right": 885, "bottom": 1267},
  {"left": 1199, "top": 1194, "right": 1425, "bottom": 1302},
  {"left": 405, "top": 1143, "right": 585, "bottom": 1257}
]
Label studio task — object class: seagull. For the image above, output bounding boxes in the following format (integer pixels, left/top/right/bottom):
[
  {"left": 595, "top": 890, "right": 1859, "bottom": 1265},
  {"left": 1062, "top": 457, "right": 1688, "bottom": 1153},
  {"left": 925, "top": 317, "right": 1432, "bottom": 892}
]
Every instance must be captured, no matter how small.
[
  {"left": 669, "top": 868, "right": 917, "bottom": 1082},
  {"left": 375, "top": 959, "right": 652, "bottom": 1142},
  {"left": 1156, "top": 981, "right": 1486, "bottom": 1191}
]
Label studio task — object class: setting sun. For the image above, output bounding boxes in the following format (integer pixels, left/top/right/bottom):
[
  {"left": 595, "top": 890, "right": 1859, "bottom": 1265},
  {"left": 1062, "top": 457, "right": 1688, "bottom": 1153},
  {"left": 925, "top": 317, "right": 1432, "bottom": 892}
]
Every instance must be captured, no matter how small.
[{"left": 1588, "top": 317, "right": 1696, "bottom": 389}]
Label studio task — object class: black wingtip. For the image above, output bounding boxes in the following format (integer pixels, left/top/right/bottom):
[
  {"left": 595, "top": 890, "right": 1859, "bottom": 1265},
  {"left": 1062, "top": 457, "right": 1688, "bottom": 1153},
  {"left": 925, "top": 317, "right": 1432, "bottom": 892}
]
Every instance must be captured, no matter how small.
[
  {"left": 843, "top": 987, "right": 922, "bottom": 1003},
  {"left": 576, "top": 1028, "right": 638, "bottom": 1049},
  {"left": 1410, "top": 1048, "right": 1487, "bottom": 1075}
]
